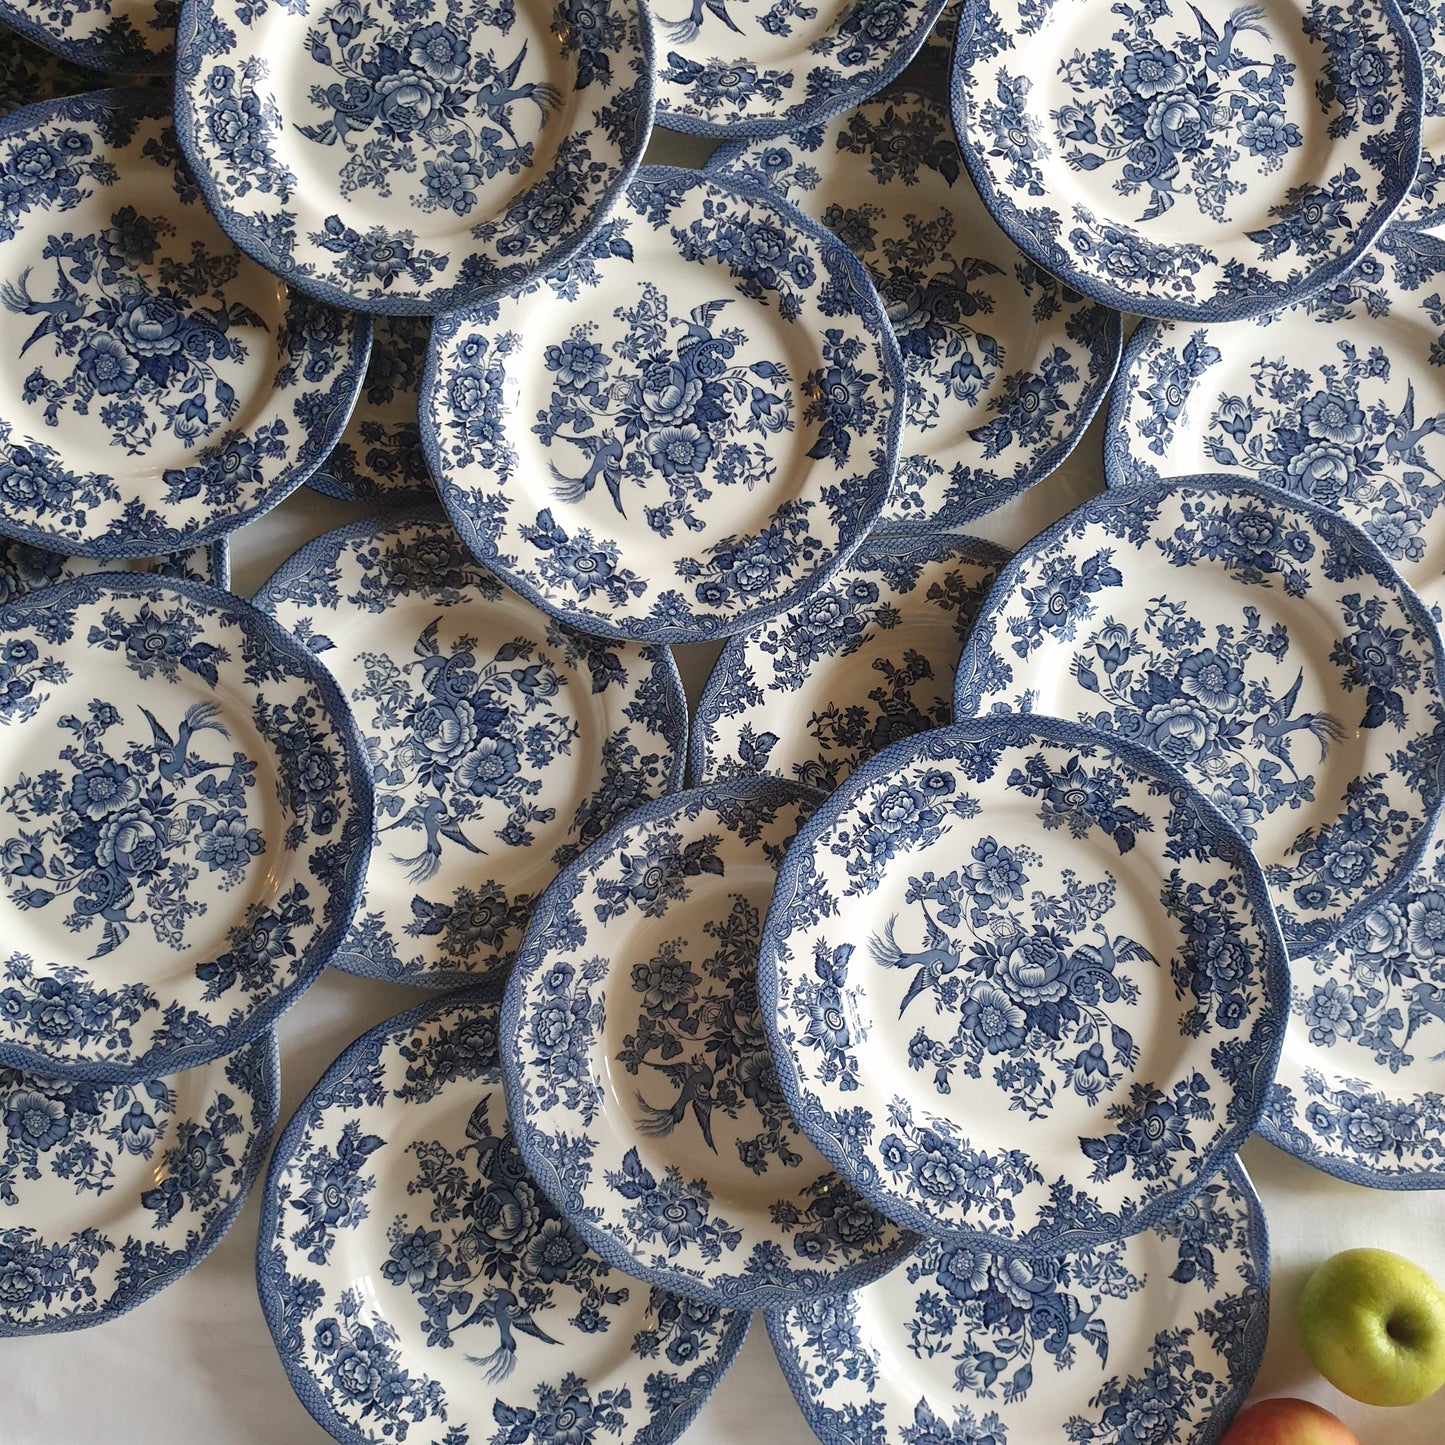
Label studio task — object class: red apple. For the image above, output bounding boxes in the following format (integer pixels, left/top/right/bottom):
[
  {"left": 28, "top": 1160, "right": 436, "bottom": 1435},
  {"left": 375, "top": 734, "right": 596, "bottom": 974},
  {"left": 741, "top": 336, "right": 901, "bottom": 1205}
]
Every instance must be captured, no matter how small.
[{"left": 1219, "top": 1398, "right": 1359, "bottom": 1444}]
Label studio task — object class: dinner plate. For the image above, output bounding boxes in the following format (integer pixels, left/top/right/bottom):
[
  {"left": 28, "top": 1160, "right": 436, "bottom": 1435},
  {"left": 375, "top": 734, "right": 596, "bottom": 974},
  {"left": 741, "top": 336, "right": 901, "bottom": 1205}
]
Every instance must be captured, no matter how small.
[
  {"left": 653, "top": 0, "right": 946, "bottom": 138},
  {"left": 424, "top": 166, "right": 902, "bottom": 644},
  {"left": 1261, "top": 805, "right": 1445, "bottom": 1187},
  {"left": 1106, "top": 237, "right": 1445, "bottom": 621},
  {"left": 307, "top": 316, "right": 433, "bottom": 506},
  {"left": 0, "top": 574, "right": 372, "bottom": 1082},
  {"left": 709, "top": 82, "right": 1121, "bottom": 527},
  {"left": 1398, "top": 0, "right": 1445, "bottom": 229},
  {"left": 175, "top": 0, "right": 654, "bottom": 315},
  {"left": 0, "top": 1031, "right": 278, "bottom": 1335},
  {"left": 760, "top": 717, "right": 1287, "bottom": 1253},
  {"left": 0, "top": 23, "right": 153, "bottom": 115},
  {"left": 259, "top": 989, "right": 748, "bottom": 1445},
  {"left": 0, "top": 89, "right": 369, "bottom": 560},
  {"left": 253, "top": 512, "right": 686, "bottom": 988},
  {"left": 502, "top": 779, "right": 919, "bottom": 1307},
  {"left": 0, "top": 535, "right": 228, "bottom": 601},
  {"left": 954, "top": 475, "right": 1445, "bottom": 955},
  {"left": 0, "top": 0, "right": 173, "bottom": 73},
  {"left": 951, "top": 0, "right": 1423, "bottom": 320},
  {"left": 770, "top": 1155, "right": 1268, "bottom": 1445},
  {"left": 692, "top": 529, "right": 1010, "bottom": 791}
]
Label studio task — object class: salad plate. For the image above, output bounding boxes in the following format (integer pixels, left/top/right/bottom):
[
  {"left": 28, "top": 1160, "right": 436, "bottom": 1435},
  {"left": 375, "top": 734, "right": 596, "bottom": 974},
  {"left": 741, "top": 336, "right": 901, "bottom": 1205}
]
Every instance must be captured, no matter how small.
[
  {"left": 0, "top": 89, "right": 369, "bottom": 561},
  {"left": 502, "top": 779, "right": 919, "bottom": 1307},
  {"left": 175, "top": 0, "right": 654, "bottom": 315},
  {"left": 709, "top": 82, "right": 1122, "bottom": 528},
  {"left": 0, "top": 574, "right": 372, "bottom": 1082},
  {"left": 307, "top": 316, "right": 433, "bottom": 506},
  {"left": 691, "top": 529, "right": 1010, "bottom": 792},
  {"left": 0, "top": 0, "right": 174, "bottom": 73},
  {"left": 1261, "top": 805, "right": 1445, "bottom": 1188},
  {"left": 1, "top": 1031, "right": 278, "bottom": 1335},
  {"left": 770, "top": 1155, "right": 1269, "bottom": 1445},
  {"left": 253, "top": 512, "right": 686, "bottom": 988},
  {"left": 951, "top": 0, "right": 1423, "bottom": 320},
  {"left": 760, "top": 717, "right": 1286, "bottom": 1253},
  {"left": 0, "top": 535, "right": 228, "bottom": 602},
  {"left": 424, "top": 166, "right": 901, "bottom": 644},
  {"left": 259, "top": 989, "right": 748, "bottom": 1445},
  {"left": 953, "top": 476, "right": 1445, "bottom": 955},
  {"left": 1106, "top": 236, "right": 1445, "bottom": 621}
]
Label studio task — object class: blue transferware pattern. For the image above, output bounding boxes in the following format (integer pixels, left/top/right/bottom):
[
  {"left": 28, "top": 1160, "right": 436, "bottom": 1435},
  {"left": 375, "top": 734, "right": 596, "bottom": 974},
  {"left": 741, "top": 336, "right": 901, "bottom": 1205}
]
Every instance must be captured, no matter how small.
[
  {"left": 0, "top": 574, "right": 372, "bottom": 1082},
  {"left": 0, "top": 535, "right": 228, "bottom": 601},
  {"left": 253, "top": 512, "right": 686, "bottom": 988},
  {"left": 692, "top": 530, "right": 1010, "bottom": 792},
  {"left": 708, "top": 82, "right": 1121, "bottom": 528},
  {"left": 1261, "top": 804, "right": 1445, "bottom": 1187},
  {"left": 1105, "top": 239, "right": 1445, "bottom": 621},
  {"left": 502, "top": 779, "right": 920, "bottom": 1307},
  {"left": 769, "top": 1155, "right": 1269, "bottom": 1445},
  {"left": 424, "top": 166, "right": 902, "bottom": 644},
  {"left": 1396, "top": 0, "right": 1445, "bottom": 228},
  {"left": 953, "top": 476, "right": 1445, "bottom": 955},
  {"left": 0, "top": 0, "right": 174, "bottom": 73},
  {"left": 951, "top": 0, "right": 1423, "bottom": 320},
  {"left": 258, "top": 989, "right": 748, "bottom": 1445},
  {"left": 174, "top": 0, "right": 653, "bottom": 314},
  {"left": 308, "top": 316, "right": 434, "bottom": 506},
  {"left": 759, "top": 717, "right": 1287, "bottom": 1252},
  {"left": 652, "top": 0, "right": 946, "bottom": 138},
  {"left": 0, "top": 1031, "right": 278, "bottom": 1334},
  {"left": 0, "top": 89, "right": 368, "bottom": 561},
  {"left": 0, "top": 23, "right": 166, "bottom": 112}
]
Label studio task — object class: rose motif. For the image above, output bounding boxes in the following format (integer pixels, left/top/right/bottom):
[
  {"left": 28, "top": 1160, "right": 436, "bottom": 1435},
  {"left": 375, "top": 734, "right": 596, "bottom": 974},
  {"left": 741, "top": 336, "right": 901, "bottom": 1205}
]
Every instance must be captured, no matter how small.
[
  {"left": 634, "top": 359, "right": 705, "bottom": 426},
  {"left": 94, "top": 805, "right": 169, "bottom": 877},
  {"left": 996, "top": 931, "right": 1070, "bottom": 1004},
  {"left": 1142, "top": 696, "right": 1219, "bottom": 762}
]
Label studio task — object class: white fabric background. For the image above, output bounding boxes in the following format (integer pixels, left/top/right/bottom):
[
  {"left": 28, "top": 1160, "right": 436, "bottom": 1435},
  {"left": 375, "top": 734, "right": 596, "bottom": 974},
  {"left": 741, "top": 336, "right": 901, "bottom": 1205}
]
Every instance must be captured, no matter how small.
[{"left": 5, "top": 125, "right": 1445, "bottom": 1442}]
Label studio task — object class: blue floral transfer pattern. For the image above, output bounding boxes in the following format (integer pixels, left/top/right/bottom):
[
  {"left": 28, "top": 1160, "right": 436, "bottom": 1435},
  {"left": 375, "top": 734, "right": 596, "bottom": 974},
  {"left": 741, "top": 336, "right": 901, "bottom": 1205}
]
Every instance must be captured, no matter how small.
[
  {"left": 1260, "top": 806, "right": 1445, "bottom": 1187},
  {"left": 0, "top": 536, "right": 227, "bottom": 605},
  {"left": 1107, "top": 259, "right": 1445, "bottom": 622},
  {"left": 694, "top": 531, "right": 1009, "bottom": 792},
  {"left": 709, "top": 82, "right": 1120, "bottom": 526},
  {"left": 258, "top": 990, "right": 747, "bottom": 1445},
  {"left": 0, "top": 90, "right": 367, "bottom": 561},
  {"left": 770, "top": 1156, "right": 1268, "bottom": 1445},
  {"left": 309, "top": 315, "right": 433, "bottom": 504},
  {"left": 0, "top": 575, "right": 371, "bottom": 1082},
  {"left": 953, "top": 478, "right": 1445, "bottom": 953},
  {"left": 255, "top": 514, "right": 683, "bottom": 988},
  {"left": 503, "top": 780, "right": 919, "bottom": 1308},
  {"left": 174, "top": 0, "right": 651, "bottom": 313},
  {"left": 0, "top": 24, "right": 168, "bottom": 113},
  {"left": 425, "top": 167, "right": 900, "bottom": 643},
  {"left": 0, "top": 0, "right": 176, "bottom": 72},
  {"left": 761, "top": 718, "right": 1285, "bottom": 1252},
  {"left": 0, "top": 1031, "right": 277, "bottom": 1333},
  {"left": 953, "top": 0, "right": 1421, "bottom": 318}
]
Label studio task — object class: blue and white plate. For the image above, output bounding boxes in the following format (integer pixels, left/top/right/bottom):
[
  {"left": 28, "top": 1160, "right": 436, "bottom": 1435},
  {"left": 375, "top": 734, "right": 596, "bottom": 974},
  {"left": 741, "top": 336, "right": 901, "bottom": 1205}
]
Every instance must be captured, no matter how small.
[
  {"left": 0, "top": 89, "right": 368, "bottom": 560},
  {"left": 1397, "top": 1, "right": 1445, "bottom": 229},
  {"left": 502, "top": 779, "right": 919, "bottom": 1308},
  {"left": 175, "top": 0, "right": 654, "bottom": 315},
  {"left": 709, "top": 83, "right": 1121, "bottom": 527},
  {"left": 760, "top": 717, "right": 1287, "bottom": 1252},
  {"left": 692, "top": 530, "right": 1010, "bottom": 791},
  {"left": 1261, "top": 804, "right": 1445, "bottom": 1187},
  {"left": 951, "top": 0, "right": 1423, "bottom": 320},
  {"left": 1106, "top": 236, "right": 1445, "bottom": 620},
  {"left": 0, "top": 574, "right": 372, "bottom": 1082},
  {"left": 770, "top": 1155, "right": 1269, "bottom": 1445},
  {"left": 653, "top": 0, "right": 945, "bottom": 138},
  {"left": 0, "top": 23, "right": 163, "bottom": 112},
  {"left": 1, "top": 1031, "right": 278, "bottom": 1335},
  {"left": 425, "top": 166, "right": 902, "bottom": 644},
  {"left": 954, "top": 476, "right": 1445, "bottom": 955},
  {"left": 253, "top": 512, "right": 686, "bottom": 988},
  {"left": 308, "top": 316, "right": 433, "bottom": 506},
  {"left": 0, "top": 535, "right": 228, "bottom": 601},
  {"left": 0, "top": 0, "right": 173, "bottom": 73},
  {"left": 259, "top": 989, "right": 747, "bottom": 1445}
]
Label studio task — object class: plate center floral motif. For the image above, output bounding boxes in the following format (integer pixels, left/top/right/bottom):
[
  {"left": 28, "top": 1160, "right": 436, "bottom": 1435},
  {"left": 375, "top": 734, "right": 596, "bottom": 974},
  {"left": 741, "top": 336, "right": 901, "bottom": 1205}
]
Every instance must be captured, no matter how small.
[{"left": 0, "top": 194, "right": 288, "bottom": 482}]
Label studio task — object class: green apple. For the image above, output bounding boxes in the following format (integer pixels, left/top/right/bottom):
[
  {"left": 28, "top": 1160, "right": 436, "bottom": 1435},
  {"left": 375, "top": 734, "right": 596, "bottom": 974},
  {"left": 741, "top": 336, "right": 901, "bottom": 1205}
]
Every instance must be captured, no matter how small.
[
  {"left": 1296, "top": 1246, "right": 1445, "bottom": 1407},
  {"left": 1219, "top": 1397, "right": 1358, "bottom": 1444}
]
